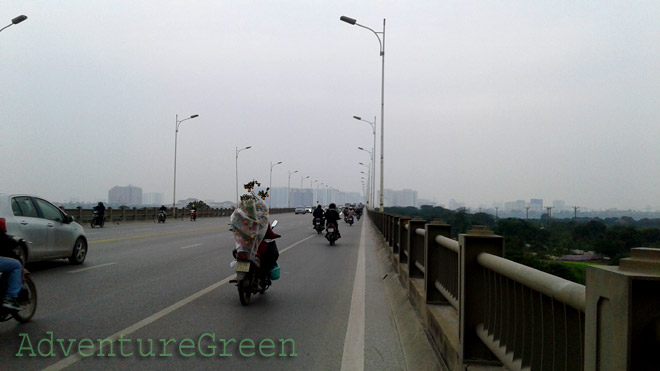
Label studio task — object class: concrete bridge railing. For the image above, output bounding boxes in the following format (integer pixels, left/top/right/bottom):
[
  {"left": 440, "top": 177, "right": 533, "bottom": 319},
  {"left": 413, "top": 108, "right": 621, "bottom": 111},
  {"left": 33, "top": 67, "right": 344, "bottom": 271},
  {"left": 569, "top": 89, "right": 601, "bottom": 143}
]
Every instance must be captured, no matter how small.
[{"left": 368, "top": 210, "right": 660, "bottom": 371}]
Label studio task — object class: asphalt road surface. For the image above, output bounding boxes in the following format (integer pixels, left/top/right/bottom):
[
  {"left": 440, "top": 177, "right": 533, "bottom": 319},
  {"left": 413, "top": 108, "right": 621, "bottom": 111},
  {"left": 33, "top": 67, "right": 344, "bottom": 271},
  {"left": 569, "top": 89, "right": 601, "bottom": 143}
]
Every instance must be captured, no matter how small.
[{"left": 0, "top": 213, "right": 409, "bottom": 370}]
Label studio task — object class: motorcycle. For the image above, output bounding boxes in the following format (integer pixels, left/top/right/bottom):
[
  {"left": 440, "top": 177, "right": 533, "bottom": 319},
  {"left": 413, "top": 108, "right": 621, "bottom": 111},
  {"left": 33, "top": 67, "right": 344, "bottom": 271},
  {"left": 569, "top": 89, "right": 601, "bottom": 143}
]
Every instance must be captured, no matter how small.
[
  {"left": 231, "top": 220, "right": 280, "bottom": 306},
  {"left": 90, "top": 210, "right": 104, "bottom": 228},
  {"left": 326, "top": 222, "right": 338, "bottom": 245},
  {"left": 190, "top": 210, "right": 197, "bottom": 221},
  {"left": 157, "top": 210, "right": 167, "bottom": 223},
  {"left": 347, "top": 215, "right": 354, "bottom": 226},
  {"left": 0, "top": 268, "right": 37, "bottom": 323},
  {"left": 313, "top": 217, "right": 324, "bottom": 234}
]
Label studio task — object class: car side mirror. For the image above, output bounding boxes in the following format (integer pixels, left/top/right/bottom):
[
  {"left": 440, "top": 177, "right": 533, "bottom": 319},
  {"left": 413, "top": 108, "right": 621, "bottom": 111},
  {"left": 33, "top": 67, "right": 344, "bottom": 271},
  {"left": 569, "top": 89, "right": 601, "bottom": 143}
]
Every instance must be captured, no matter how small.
[
  {"left": 64, "top": 214, "right": 74, "bottom": 224},
  {"left": 271, "top": 220, "right": 278, "bottom": 229}
]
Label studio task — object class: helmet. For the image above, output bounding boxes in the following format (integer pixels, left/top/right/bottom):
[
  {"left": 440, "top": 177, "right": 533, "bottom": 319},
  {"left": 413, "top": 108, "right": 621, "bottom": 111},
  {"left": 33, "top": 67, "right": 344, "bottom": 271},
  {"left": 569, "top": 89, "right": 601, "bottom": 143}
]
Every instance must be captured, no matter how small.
[
  {"left": 98, "top": 202, "right": 104, "bottom": 206},
  {"left": 329, "top": 203, "right": 336, "bottom": 209},
  {"left": 317, "top": 205, "right": 322, "bottom": 209}
]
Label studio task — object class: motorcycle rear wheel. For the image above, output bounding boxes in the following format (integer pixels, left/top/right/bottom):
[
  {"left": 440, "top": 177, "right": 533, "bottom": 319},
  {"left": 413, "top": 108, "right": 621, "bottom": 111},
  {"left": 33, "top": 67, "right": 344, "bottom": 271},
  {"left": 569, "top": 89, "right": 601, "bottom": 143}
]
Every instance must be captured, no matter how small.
[
  {"left": 238, "top": 273, "right": 253, "bottom": 306},
  {"left": 13, "top": 275, "right": 37, "bottom": 323}
]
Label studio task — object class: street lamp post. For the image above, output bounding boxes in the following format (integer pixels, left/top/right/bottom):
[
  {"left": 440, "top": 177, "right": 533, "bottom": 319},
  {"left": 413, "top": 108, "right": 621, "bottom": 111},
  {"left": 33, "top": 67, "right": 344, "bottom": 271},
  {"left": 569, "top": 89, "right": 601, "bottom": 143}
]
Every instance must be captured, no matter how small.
[
  {"left": 287, "top": 170, "right": 298, "bottom": 208},
  {"left": 235, "top": 146, "right": 252, "bottom": 206},
  {"left": 269, "top": 161, "right": 283, "bottom": 209},
  {"left": 341, "top": 16, "right": 386, "bottom": 212},
  {"left": 0, "top": 15, "right": 27, "bottom": 33},
  {"left": 311, "top": 180, "right": 318, "bottom": 206},
  {"left": 358, "top": 146, "right": 373, "bottom": 206},
  {"left": 301, "top": 175, "right": 309, "bottom": 205},
  {"left": 173, "top": 114, "right": 199, "bottom": 212},
  {"left": 358, "top": 162, "right": 371, "bottom": 206},
  {"left": 354, "top": 115, "right": 377, "bottom": 209}
]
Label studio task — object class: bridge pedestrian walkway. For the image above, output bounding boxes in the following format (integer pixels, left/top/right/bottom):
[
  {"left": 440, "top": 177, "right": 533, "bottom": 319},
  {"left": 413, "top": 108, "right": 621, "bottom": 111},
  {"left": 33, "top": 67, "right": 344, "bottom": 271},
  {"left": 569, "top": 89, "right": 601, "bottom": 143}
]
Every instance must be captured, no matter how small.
[{"left": 357, "top": 215, "right": 445, "bottom": 370}]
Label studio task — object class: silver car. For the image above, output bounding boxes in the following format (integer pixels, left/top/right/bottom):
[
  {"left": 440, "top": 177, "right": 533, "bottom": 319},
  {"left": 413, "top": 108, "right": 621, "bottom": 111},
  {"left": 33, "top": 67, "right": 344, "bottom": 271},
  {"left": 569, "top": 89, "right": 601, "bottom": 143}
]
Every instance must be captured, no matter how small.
[{"left": 0, "top": 193, "right": 88, "bottom": 265}]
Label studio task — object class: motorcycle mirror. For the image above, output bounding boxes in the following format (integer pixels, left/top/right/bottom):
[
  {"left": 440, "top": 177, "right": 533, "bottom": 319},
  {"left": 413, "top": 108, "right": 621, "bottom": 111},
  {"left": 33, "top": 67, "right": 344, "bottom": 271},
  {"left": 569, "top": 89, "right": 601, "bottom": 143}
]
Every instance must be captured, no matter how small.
[{"left": 271, "top": 220, "right": 278, "bottom": 229}]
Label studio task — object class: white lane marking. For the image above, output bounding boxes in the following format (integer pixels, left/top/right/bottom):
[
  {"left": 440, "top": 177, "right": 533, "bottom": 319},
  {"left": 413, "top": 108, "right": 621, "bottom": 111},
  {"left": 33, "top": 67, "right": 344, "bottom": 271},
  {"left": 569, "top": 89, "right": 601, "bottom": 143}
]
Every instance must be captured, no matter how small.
[
  {"left": 43, "top": 234, "right": 315, "bottom": 371},
  {"left": 340, "top": 220, "right": 366, "bottom": 371},
  {"left": 181, "top": 243, "right": 202, "bottom": 249},
  {"left": 68, "top": 262, "right": 117, "bottom": 274}
]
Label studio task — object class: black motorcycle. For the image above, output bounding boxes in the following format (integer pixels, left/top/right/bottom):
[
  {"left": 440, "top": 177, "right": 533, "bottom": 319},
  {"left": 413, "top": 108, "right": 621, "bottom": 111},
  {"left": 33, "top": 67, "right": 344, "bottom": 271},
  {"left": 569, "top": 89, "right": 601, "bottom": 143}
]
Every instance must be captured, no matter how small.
[
  {"left": 157, "top": 210, "right": 167, "bottom": 223},
  {"left": 232, "top": 220, "right": 280, "bottom": 306},
  {"left": 91, "top": 210, "right": 104, "bottom": 228},
  {"left": 313, "top": 217, "right": 324, "bottom": 234},
  {"left": 347, "top": 215, "right": 354, "bottom": 226},
  {"left": 325, "top": 222, "right": 338, "bottom": 245},
  {"left": 0, "top": 269, "right": 37, "bottom": 323}
]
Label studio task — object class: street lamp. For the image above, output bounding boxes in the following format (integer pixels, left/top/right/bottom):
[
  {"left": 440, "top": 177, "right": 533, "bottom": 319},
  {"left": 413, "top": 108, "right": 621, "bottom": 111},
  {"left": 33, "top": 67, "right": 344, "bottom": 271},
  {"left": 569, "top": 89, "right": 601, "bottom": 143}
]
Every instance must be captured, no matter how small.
[
  {"left": 301, "top": 175, "right": 309, "bottom": 206},
  {"left": 269, "top": 161, "right": 283, "bottom": 209},
  {"left": 311, "top": 180, "right": 318, "bottom": 206},
  {"left": 173, "top": 114, "right": 199, "bottom": 211},
  {"left": 341, "top": 15, "right": 386, "bottom": 212},
  {"left": 235, "top": 146, "right": 252, "bottom": 206},
  {"left": 0, "top": 15, "right": 27, "bottom": 33},
  {"left": 354, "top": 115, "right": 376, "bottom": 209},
  {"left": 287, "top": 170, "right": 298, "bottom": 208},
  {"left": 358, "top": 162, "right": 371, "bottom": 207}
]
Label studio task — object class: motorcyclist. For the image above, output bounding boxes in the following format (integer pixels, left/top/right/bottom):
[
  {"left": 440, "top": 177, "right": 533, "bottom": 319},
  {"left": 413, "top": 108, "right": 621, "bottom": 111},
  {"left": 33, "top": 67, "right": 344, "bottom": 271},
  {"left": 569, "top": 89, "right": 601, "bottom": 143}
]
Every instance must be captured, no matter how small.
[
  {"left": 312, "top": 205, "right": 325, "bottom": 229},
  {"left": 257, "top": 223, "right": 280, "bottom": 282},
  {"left": 93, "top": 202, "right": 106, "bottom": 218},
  {"left": 324, "top": 203, "right": 341, "bottom": 238},
  {"left": 190, "top": 202, "right": 197, "bottom": 220},
  {"left": 159, "top": 205, "right": 167, "bottom": 221},
  {"left": 0, "top": 229, "right": 23, "bottom": 311}
]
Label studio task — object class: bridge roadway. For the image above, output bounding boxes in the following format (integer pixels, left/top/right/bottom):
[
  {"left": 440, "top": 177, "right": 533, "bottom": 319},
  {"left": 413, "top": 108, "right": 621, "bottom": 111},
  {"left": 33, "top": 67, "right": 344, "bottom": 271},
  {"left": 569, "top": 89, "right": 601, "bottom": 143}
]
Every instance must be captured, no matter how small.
[{"left": 0, "top": 213, "right": 442, "bottom": 370}]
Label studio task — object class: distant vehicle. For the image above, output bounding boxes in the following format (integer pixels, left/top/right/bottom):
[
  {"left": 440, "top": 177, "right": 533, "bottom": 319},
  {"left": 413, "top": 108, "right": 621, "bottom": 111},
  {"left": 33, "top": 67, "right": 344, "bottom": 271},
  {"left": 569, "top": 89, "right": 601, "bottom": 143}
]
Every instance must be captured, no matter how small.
[
  {"left": 294, "top": 207, "right": 307, "bottom": 215},
  {"left": 0, "top": 193, "right": 88, "bottom": 265},
  {"left": 305, "top": 206, "right": 313, "bottom": 213}
]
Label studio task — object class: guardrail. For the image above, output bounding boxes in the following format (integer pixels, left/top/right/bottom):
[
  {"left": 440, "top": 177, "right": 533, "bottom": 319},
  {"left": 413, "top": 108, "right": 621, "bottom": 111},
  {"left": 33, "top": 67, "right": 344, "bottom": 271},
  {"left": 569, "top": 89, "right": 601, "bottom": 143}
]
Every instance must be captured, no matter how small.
[
  {"left": 64, "top": 207, "right": 294, "bottom": 224},
  {"left": 368, "top": 209, "right": 660, "bottom": 371}
]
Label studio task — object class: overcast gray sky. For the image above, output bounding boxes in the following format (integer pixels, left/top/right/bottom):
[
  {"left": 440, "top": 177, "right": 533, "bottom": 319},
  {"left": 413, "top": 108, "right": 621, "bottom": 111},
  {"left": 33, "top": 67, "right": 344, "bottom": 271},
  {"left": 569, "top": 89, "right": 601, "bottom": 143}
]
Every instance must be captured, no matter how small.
[{"left": 2, "top": 1, "right": 659, "bottom": 210}]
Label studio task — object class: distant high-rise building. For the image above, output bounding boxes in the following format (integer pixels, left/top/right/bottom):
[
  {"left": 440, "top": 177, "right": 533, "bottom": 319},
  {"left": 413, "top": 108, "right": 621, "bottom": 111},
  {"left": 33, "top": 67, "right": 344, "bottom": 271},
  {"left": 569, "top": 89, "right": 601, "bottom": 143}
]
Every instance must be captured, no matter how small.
[
  {"left": 449, "top": 198, "right": 465, "bottom": 210},
  {"left": 143, "top": 192, "right": 164, "bottom": 206},
  {"left": 530, "top": 199, "right": 543, "bottom": 212},
  {"left": 552, "top": 200, "right": 566, "bottom": 212},
  {"left": 108, "top": 185, "right": 143, "bottom": 206}
]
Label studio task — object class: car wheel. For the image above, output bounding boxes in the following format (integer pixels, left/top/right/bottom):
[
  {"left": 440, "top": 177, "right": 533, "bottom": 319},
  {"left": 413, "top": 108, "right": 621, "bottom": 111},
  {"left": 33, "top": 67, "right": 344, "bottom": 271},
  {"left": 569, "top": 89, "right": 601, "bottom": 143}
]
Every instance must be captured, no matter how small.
[{"left": 68, "top": 238, "right": 88, "bottom": 265}]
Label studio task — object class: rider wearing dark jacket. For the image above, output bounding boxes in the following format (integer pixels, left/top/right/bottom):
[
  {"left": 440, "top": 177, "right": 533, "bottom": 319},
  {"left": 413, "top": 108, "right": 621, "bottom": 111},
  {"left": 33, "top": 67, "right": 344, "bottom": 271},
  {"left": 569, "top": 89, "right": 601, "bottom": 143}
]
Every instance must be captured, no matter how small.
[
  {"left": 324, "top": 203, "right": 341, "bottom": 238},
  {"left": 312, "top": 205, "right": 325, "bottom": 228},
  {"left": 94, "top": 202, "right": 106, "bottom": 217}
]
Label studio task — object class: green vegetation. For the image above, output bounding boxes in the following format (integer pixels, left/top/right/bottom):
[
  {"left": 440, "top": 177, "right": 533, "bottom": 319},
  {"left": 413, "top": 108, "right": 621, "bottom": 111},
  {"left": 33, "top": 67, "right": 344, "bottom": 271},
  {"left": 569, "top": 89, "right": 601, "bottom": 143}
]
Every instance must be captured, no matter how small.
[{"left": 385, "top": 206, "right": 660, "bottom": 284}]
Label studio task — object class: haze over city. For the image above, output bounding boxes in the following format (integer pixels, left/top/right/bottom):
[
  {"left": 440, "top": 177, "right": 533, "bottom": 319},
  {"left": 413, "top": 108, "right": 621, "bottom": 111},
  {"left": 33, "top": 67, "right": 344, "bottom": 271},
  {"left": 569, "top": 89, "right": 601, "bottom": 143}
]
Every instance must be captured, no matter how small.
[{"left": 2, "top": 1, "right": 659, "bottom": 211}]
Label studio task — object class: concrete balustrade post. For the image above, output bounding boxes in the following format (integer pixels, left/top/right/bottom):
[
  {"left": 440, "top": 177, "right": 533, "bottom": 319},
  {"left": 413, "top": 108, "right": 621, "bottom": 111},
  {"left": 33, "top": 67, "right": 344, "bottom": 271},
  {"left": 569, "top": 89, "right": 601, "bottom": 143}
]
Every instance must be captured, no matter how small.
[
  {"left": 408, "top": 218, "right": 426, "bottom": 279},
  {"left": 459, "top": 226, "right": 503, "bottom": 366},
  {"left": 397, "top": 217, "right": 411, "bottom": 265},
  {"left": 387, "top": 214, "right": 394, "bottom": 247},
  {"left": 425, "top": 221, "right": 452, "bottom": 304},
  {"left": 584, "top": 247, "right": 660, "bottom": 370},
  {"left": 383, "top": 213, "right": 390, "bottom": 243},
  {"left": 391, "top": 216, "right": 400, "bottom": 253}
]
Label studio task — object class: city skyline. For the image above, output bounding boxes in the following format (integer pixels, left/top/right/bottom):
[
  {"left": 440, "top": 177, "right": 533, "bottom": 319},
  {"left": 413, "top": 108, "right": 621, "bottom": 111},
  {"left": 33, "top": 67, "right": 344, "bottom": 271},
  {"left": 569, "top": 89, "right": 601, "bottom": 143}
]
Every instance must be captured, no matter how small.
[{"left": 3, "top": 2, "right": 659, "bottom": 212}]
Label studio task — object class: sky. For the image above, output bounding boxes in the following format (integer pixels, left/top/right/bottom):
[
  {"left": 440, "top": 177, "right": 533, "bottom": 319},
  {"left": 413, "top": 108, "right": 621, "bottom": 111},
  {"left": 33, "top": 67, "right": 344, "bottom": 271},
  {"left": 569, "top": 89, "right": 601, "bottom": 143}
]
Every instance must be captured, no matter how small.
[{"left": 2, "top": 1, "right": 659, "bottom": 211}]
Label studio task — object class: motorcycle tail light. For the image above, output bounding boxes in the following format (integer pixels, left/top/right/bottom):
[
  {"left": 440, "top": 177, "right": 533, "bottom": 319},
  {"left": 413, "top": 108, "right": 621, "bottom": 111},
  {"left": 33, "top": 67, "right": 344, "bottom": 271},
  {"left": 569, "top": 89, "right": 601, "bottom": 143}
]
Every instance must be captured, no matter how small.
[
  {"left": 0, "top": 218, "right": 5, "bottom": 232},
  {"left": 236, "top": 251, "right": 250, "bottom": 260}
]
